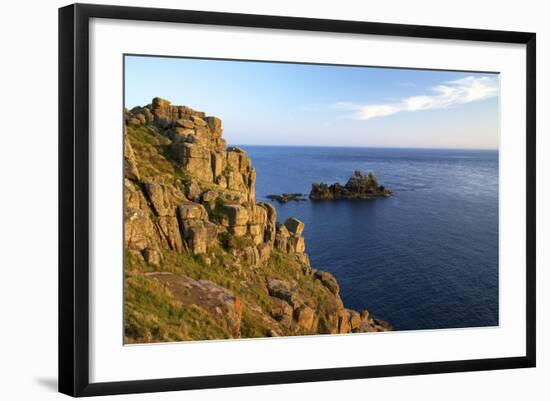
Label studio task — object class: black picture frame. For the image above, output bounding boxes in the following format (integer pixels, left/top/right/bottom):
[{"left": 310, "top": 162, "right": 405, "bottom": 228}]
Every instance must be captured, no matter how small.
[{"left": 59, "top": 3, "right": 536, "bottom": 397}]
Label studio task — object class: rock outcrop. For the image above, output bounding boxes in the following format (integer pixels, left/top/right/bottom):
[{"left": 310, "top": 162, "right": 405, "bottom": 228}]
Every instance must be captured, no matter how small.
[
  {"left": 123, "top": 98, "right": 391, "bottom": 343},
  {"left": 266, "top": 193, "right": 307, "bottom": 203},
  {"left": 148, "top": 272, "right": 243, "bottom": 338},
  {"left": 310, "top": 170, "right": 392, "bottom": 200}
]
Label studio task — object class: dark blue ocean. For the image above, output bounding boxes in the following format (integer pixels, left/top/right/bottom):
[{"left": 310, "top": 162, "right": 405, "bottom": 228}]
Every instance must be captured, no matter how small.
[{"left": 241, "top": 146, "right": 499, "bottom": 331}]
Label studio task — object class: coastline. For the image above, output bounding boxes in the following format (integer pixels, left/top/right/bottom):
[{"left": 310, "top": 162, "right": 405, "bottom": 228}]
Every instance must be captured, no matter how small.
[
  {"left": 244, "top": 145, "right": 499, "bottom": 331},
  {"left": 124, "top": 97, "right": 392, "bottom": 343}
]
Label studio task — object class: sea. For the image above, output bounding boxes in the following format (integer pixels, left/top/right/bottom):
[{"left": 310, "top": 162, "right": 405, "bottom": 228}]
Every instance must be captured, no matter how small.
[{"left": 240, "top": 146, "right": 499, "bottom": 331}]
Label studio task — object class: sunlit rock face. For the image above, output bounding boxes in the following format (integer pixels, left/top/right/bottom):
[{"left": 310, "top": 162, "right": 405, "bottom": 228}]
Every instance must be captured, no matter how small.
[{"left": 123, "top": 98, "right": 391, "bottom": 344}]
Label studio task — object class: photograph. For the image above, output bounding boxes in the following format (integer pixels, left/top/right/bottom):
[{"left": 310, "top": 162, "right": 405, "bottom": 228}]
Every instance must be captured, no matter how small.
[{"left": 123, "top": 55, "right": 499, "bottom": 344}]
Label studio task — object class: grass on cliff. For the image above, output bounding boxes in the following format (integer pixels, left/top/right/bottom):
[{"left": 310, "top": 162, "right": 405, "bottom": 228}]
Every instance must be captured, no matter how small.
[
  {"left": 125, "top": 274, "right": 231, "bottom": 343},
  {"left": 126, "top": 125, "right": 193, "bottom": 183},
  {"left": 218, "top": 232, "right": 256, "bottom": 250},
  {"left": 125, "top": 248, "right": 277, "bottom": 341},
  {"left": 125, "top": 243, "right": 339, "bottom": 342}
]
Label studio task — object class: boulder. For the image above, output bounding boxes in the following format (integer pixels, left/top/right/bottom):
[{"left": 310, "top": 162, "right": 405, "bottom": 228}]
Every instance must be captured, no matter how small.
[
  {"left": 274, "top": 224, "right": 290, "bottom": 251},
  {"left": 142, "top": 247, "right": 162, "bottom": 266},
  {"left": 144, "top": 183, "right": 172, "bottom": 216},
  {"left": 349, "top": 310, "right": 361, "bottom": 330},
  {"left": 205, "top": 116, "right": 222, "bottom": 137},
  {"left": 230, "top": 246, "right": 259, "bottom": 266},
  {"left": 194, "top": 126, "right": 210, "bottom": 139},
  {"left": 201, "top": 190, "right": 218, "bottom": 203},
  {"left": 226, "top": 171, "right": 247, "bottom": 194},
  {"left": 124, "top": 208, "right": 155, "bottom": 251},
  {"left": 266, "top": 278, "right": 293, "bottom": 304},
  {"left": 151, "top": 273, "right": 242, "bottom": 337},
  {"left": 373, "top": 318, "right": 393, "bottom": 331},
  {"left": 191, "top": 115, "right": 207, "bottom": 127},
  {"left": 171, "top": 142, "right": 209, "bottom": 160},
  {"left": 128, "top": 106, "right": 153, "bottom": 124},
  {"left": 175, "top": 119, "right": 194, "bottom": 129},
  {"left": 249, "top": 204, "right": 268, "bottom": 225},
  {"left": 266, "top": 278, "right": 305, "bottom": 308},
  {"left": 170, "top": 143, "right": 213, "bottom": 182},
  {"left": 142, "top": 108, "right": 154, "bottom": 123},
  {"left": 157, "top": 216, "right": 184, "bottom": 252},
  {"left": 284, "top": 217, "right": 304, "bottom": 236},
  {"left": 152, "top": 97, "right": 178, "bottom": 122},
  {"left": 177, "top": 105, "right": 193, "bottom": 117},
  {"left": 248, "top": 224, "right": 264, "bottom": 245},
  {"left": 258, "top": 202, "right": 277, "bottom": 224},
  {"left": 229, "top": 225, "right": 247, "bottom": 237},
  {"left": 314, "top": 271, "right": 340, "bottom": 295},
  {"left": 358, "top": 321, "right": 376, "bottom": 333},
  {"left": 169, "top": 128, "right": 198, "bottom": 144},
  {"left": 124, "top": 140, "right": 140, "bottom": 181},
  {"left": 184, "top": 181, "right": 201, "bottom": 201},
  {"left": 227, "top": 146, "right": 247, "bottom": 155},
  {"left": 152, "top": 97, "right": 170, "bottom": 109},
  {"left": 180, "top": 219, "right": 218, "bottom": 254},
  {"left": 293, "top": 305, "right": 315, "bottom": 330},
  {"left": 177, "top": 203, "right": 208, "bottom": 220},
  {"left": 124, "top": 179, "right": 148, "bottom": 210},
  {"left": 178, "top": 203, "right": 218, "bottom": 255},
  {"left": 338, "top": 310, "right": 351, "bottom": 334},
  {"left": 134, "top": 113, "right": 147, "bottom": 125},
  {"left": 317, "top": 312, "right": 340, "bottom": 334},
  {"left": 222, "top": 205, "right": 249, "bottom": 226},
  {"left": 289, "top": 236, "right": 306, "bottom": 254},
  {"left": 246, "top": 303, "right": 285, "bottom": 336},
  {"left": 168, "top": 127, "right": 195, "bottom": 138},
  {"left": 128, "top": 182, "right": 184, "bottom": 253}
]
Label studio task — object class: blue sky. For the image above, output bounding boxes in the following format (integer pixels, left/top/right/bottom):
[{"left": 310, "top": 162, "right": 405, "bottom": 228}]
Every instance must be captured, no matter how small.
[{"left": 125, "top": 55, "right": 499, "bottom": 149}]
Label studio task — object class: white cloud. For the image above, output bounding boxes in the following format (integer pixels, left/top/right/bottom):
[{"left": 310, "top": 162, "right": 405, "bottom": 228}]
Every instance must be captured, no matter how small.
[{"left": 335, "top": 76, "right": 498, "bottom": 121}]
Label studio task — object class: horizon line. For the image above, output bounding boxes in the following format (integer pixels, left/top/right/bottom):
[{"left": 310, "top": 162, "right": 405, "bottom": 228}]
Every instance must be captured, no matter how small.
[{"left": 231, "top": 144, "right": 499, "bottom": 152}]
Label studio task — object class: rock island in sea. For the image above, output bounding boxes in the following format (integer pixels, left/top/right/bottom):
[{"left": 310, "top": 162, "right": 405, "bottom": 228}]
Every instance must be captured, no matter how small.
[
  {"left": 310, "top": 170, "right": 392, "bottom": 200},
  {"left": 266, "top": 193, "right": 308, "bottom": 203},
  {"left": 123, "top": 97, "right": 391, "bottom": 343}
]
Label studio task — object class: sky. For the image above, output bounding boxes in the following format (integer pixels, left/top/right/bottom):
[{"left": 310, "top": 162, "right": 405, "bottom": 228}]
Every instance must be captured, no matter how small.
[{"left": 125, "top": 55, "right": 499, "bottom": 149}]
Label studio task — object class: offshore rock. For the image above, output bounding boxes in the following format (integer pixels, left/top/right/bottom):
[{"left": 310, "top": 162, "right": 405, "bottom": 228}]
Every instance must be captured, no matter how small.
[{"left": 310, "top": 170, "right": 392, "bottom": 200}]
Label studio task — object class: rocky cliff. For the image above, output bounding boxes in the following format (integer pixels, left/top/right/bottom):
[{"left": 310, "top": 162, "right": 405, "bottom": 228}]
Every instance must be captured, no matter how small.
[{"left": 124, "top": 97, "right": 391, "bottom": 343}]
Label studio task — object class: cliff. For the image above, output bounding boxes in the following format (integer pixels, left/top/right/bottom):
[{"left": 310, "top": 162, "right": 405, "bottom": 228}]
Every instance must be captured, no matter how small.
[
  {"left": 124, "top": 97, "right": 391, "bottom": 343},
  {"left": 310, "top": 170, "right": 392, "bottom": 200}
]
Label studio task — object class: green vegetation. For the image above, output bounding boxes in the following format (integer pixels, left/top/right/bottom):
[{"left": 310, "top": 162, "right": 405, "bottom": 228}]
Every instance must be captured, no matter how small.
[
  {"left": 218, "top": 232, "right": 256, "bottom": 250},
  {"left": 125, "top": 236, "right": 339, "bottom": 341},
  {"left": 124, "top": 274, "right": 231, "bottom": 343},
  {"left": 126, "top": 125, "right": 194, "bottom": 182},
  {"left": 126, "top": 125, "right": 176, "bottom": 179},
  {"left": 206, "top": 197, "right": 230, "bottom": 223}
]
